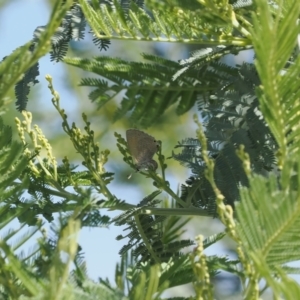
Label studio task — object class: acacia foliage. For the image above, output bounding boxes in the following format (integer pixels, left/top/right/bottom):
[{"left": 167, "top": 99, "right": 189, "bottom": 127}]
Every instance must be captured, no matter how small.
[{"left": 0, "top": 0, "right": 300, "bottom": 299}]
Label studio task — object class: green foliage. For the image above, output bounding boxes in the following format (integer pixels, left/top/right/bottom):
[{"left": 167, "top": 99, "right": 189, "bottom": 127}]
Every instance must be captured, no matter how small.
[
  {"left": 250, "top": 0, "right": 300, "bottom": 166},
  {"left": 174, "top": 62, "right": 277, "bottom": 213},
  {"left": 236, "top": 171, "right": 300, "bottom": 267},
  {"left": 1, "top": 0, "right": 300, "bottom": 299},
  {"left": 114, "top": 192, "right": 194, "bottom": 264},
  {"left": 65, "top": 54, "right": 190, "bottom": 127}
]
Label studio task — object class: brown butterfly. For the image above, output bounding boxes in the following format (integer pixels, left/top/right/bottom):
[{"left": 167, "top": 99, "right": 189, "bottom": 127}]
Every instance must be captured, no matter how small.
[{"left": 126, "top": 129, "right": 159, "bottom": 171}]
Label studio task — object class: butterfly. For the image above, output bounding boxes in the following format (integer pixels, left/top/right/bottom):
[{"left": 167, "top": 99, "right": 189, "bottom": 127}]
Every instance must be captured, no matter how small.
[{"left": 126, "top": 129, "right": 159, "bottom": 171}]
